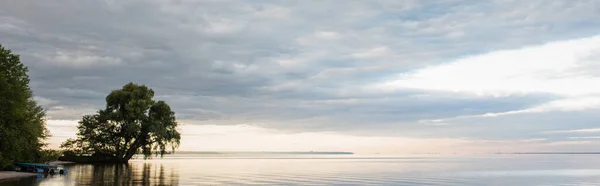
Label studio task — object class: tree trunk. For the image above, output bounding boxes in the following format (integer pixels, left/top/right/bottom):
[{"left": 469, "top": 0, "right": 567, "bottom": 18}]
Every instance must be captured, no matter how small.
[{"left": 122, "top": 142, "right": 140, "bottom": 162}]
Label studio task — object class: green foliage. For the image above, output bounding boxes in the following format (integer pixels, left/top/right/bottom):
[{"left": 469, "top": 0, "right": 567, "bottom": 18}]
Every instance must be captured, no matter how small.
[
  {"left": 37, "top": 149, "right": 62, "bottom": 163},
  {"left": 0, "top": 44, "right": 48, "bottom": 169},
  {"left": 61, "top": 83, "right": 181, "bottom": 162}
]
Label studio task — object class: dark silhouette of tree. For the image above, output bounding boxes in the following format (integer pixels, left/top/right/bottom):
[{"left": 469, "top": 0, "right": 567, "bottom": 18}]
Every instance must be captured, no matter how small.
[
  {"left": 0, "top": 44, "right": 48, "bottom": 169},
  {"left": 61, "top": 83, "right": 181, "bottom": 162}
]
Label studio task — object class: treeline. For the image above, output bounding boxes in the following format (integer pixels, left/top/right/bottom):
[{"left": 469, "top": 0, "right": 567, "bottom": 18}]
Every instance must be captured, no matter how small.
[
  {"left": 0, "top": 44, "right": 53, "bottom": 169},
  {"left": 0, "top": 44, "right": 181, "bottom": 167}
]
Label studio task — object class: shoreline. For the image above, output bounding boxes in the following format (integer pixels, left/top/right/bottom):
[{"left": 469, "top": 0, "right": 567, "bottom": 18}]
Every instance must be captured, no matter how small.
[
  {"left": 0, "top": 161, "right": 75, "bottom": 182},
  {"left": 47, "top": 161, "right": 76, "bottom": 166},
  {"left": 0, "top": 171, "right": 37, "bottom": 182}
]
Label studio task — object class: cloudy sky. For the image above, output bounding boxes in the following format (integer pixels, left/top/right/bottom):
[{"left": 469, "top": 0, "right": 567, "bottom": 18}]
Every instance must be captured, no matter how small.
[{"left": 2, "top": 0, "right": 600, "bottom": 154}]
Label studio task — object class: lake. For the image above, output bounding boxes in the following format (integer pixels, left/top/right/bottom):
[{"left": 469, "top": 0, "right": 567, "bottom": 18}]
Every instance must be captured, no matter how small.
[{"left": 2, "top": 154, "right": 600, "bottom": 185}]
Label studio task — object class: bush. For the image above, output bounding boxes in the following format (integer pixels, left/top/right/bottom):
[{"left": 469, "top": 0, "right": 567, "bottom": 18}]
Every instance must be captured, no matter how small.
[{"left": 36, "top": 149, "right": 62, "bottom": 163}]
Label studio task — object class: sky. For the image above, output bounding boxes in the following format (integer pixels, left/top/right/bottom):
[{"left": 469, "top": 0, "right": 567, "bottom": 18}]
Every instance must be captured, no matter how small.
[{"left": 2, "top": 0, "right": 600, "bottom": 154}]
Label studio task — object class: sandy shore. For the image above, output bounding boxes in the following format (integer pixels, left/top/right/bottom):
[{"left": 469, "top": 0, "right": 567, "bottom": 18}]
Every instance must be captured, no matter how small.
[{"left": 0, "top": 171, "right": 37, "bottom": 182}]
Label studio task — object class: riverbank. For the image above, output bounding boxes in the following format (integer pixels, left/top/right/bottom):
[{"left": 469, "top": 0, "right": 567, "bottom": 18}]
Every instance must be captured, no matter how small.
[{"left": 0, "top": 171, "right": 37, "bottom": 182}]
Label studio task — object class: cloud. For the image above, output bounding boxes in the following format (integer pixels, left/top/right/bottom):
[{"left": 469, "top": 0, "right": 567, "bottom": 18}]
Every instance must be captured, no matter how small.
[
  {"left": 352, "top": 46, "right": 391, "bottom": 59},
  {"left": 34, "top": 96, "right": 58, "bottom": 106},
  {"left": 375, "top": 35, "right": 600, "bottom": 97},
  {"left": 2, "top": 0, "right": 600, "bottom": 152},
  {"left": 44, "top": 120, "right": 576, "bottom": 153},
  {"left": 379, "top": 34, "right": 600, "bottom": 134},
  {"left": 567, "top": 136, "right": 600, "bottom": 140},
  {"left": 419, "top": 95, "right": 600, "bottom": 124},
  {"left": 544, "top": 128, "right": 600, "bottom": 134},
  {"left": 50, "top": 51, "right": 123, "bottom": 68}
]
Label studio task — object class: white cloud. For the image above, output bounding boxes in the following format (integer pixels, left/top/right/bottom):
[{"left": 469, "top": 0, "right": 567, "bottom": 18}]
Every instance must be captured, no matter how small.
[
  {"left": 375, "top": 35, "right": 600, "bottom": 96},
  {"left": 172, "top": 124, "right": 560, "bottom": 153},
  {"left": 46, "top": 119, "right": 79, "bottom": 127},
  {"left": 544, "top": 128, "right": 600, "bottom": 134},
  {"left": 375, "top": 35, "right": 600, "bottom": 124},
  {"left": 201, "top": 18, "right": 247, "bottom": 34},
  {"left": 251, "top": 5, "right": 291, "bottom": 19},
  {"left": 34, "top": 96, "right": 58, "bottom": 105},
  {"left": 568, "top": 136, "right": 600, "bottom": 140},
  {"left": 419, "top": 95, "right": 600, "bottom": 124},
  {"left": 351, "top": 46, "right": 390, "bottom": 59},
  {"left": 42, "top": 51, "right": 123, "bottom": 68},
  {"left": 46, "top": 120, "right": 79, "bottom": 147},
  {"left": 314, "top": 31, "right": 341, "bottom": 40},
  {"left": 44, "top": 122, "right": 472, "bottom": 153},
  {"left": 0, "top": 16, "right": 28, "bottom": 32},
  {"left": 545, "top": 141, "right": 594, "bottom": 146},
  {"left": 45, "top": 105, "right": 98, "bottom": 120}
]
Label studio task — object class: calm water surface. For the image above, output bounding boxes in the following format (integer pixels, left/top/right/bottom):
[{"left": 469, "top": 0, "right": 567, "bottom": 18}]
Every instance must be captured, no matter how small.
[{"left": 3, "top": 154, "right": 600, "bottom": 185}]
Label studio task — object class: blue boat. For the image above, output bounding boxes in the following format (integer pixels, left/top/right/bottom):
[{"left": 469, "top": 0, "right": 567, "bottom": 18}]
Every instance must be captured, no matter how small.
[{"left": 14, "top": 162, "right": 68, "bottom": 174}]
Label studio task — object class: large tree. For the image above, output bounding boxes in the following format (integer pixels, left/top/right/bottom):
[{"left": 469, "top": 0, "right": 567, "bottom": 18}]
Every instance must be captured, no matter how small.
[
  {"left": 61, "top": 83, "right": 181, "bottom": 162},
  {"left": 0, "top": 44, "right": 48, "bottom": 169}
]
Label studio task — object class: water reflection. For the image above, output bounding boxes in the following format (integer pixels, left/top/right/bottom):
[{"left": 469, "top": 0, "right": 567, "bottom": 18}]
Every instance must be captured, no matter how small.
[
  {"left": 84, "top": 163, "right": 178, "bottom": 186},
  {"left": 2, "top": 162, "right": 179, "bottom": 186},
  {"left": 3, "top": 155, "right": 600, "bottom": 185}
]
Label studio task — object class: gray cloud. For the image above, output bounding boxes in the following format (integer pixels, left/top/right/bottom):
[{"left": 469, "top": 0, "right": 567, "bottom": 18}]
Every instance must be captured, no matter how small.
[{"left": 2, "top": 0, "right": 600, "bottom": 141}]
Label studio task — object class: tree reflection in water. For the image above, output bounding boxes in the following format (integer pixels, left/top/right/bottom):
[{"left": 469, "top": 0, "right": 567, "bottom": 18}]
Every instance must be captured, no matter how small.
[
  {"left": 86, "top": 163, "right": 179, "bottom": 186},
  {"left": 2, "top": 162, "right": 180, "bottom": 186}
]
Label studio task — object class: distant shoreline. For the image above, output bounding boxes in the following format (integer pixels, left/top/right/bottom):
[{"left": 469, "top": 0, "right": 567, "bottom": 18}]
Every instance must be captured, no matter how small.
[
  {"left": 500, "top": 152, "right": 600, "bottom": 155},
  {"left": 170, "top": 151, "right": 355, "bottom": 155}
]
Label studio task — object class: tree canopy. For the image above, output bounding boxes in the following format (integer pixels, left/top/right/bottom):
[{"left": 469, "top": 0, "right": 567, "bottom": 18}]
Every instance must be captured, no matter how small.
[
  {"left": 61, "top": 83, "right": 181, "bottom": 162},
  {"left": 0, "top": 44, "right": 48, "bottom": 169}
]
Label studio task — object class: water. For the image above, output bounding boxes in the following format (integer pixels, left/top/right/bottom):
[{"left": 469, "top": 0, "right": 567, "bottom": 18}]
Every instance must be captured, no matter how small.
[{"left": 3, "top": 154, "right": 600, "bottom": 185}]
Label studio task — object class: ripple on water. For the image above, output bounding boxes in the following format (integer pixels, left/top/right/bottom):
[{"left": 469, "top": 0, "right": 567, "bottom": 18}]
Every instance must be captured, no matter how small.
[{"left": 3, "top": 155, "right": 600, "bottom": 185}]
